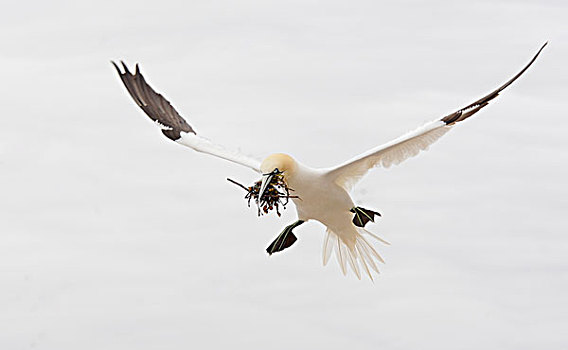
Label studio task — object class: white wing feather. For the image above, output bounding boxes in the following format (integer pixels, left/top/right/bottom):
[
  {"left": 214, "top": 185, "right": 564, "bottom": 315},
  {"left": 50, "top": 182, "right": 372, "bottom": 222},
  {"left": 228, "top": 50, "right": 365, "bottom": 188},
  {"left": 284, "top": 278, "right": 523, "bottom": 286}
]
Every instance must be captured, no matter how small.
[
  {"left": 177, "top": 132, "right": 261, "bottom": 172},
  {"left": 328, "top": 120, "right": 450, "bottom": 191},
  {"left": 325, "top": 43, "right": 547, "bottom": 191},
  {"left": 113, "top": 61, "right": 261, "bottom": 173}
]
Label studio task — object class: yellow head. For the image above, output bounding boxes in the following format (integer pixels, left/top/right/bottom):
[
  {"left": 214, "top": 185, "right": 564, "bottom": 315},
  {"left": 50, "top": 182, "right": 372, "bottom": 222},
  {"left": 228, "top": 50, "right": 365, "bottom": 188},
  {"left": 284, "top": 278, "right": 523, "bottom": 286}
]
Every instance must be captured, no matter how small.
[{"left": 260, "top": 153, "right": 297, "bottom": 179}]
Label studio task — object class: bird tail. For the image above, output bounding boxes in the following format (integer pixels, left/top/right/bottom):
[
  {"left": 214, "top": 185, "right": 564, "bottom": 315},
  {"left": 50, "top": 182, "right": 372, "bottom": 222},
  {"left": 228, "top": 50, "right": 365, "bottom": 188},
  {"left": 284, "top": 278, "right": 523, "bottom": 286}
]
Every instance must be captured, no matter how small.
[{"left": 322, "top": 227, "right": 389, "bottom": 280}]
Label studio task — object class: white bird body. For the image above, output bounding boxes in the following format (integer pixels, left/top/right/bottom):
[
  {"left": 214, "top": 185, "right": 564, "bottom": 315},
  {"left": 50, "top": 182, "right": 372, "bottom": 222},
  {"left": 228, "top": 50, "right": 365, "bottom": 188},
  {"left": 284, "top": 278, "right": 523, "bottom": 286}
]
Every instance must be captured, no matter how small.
[
  {"left": 291, "top": 168, "right": 355, "bottom": 228},
  {"left": 290, "top": 165, "right": 355, "bottom": 230},
  {"left": 112, "top": 43, "right": 547, "bottom": 280},
  {"left": 259, "top": 154, "right": 388, "bottom": 279},
  {"left": 270, "top": 161, "right": 353, "bottom": 223}
]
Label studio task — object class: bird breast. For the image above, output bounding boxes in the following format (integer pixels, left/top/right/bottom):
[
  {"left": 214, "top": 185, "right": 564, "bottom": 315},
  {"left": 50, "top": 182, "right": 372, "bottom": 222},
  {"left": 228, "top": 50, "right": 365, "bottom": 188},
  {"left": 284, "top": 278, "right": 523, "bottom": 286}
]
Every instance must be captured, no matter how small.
[{"left": 287, "top": 165, "right": 355, "bottom": 224}]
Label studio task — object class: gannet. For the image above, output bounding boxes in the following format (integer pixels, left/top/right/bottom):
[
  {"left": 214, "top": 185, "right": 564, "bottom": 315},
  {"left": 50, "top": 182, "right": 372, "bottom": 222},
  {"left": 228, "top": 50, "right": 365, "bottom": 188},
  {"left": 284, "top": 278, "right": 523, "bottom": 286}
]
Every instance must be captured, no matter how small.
[{"left": 112, "top": 43, "right": 546, "bottom": 280}]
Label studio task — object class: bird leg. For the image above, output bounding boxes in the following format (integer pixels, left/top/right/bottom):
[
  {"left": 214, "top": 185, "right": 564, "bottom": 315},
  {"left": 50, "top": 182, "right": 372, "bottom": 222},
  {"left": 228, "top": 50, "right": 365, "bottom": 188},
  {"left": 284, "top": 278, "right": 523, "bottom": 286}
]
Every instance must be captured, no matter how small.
[
  {"left": 266, "top": 220, "right": 305, "bottom": 255},
  {"left": 350, "top": 207, "right": 381, "bottom": 227}
]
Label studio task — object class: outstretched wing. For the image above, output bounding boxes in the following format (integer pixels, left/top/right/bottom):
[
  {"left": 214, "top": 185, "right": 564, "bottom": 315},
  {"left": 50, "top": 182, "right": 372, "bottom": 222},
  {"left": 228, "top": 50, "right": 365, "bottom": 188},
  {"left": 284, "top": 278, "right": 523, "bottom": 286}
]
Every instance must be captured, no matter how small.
[
  {"left": 112, "top": 61, "right": 261, "bottom": 173},
  {"left": 326, "top": 43, "right": 547, "bottom": 191}
]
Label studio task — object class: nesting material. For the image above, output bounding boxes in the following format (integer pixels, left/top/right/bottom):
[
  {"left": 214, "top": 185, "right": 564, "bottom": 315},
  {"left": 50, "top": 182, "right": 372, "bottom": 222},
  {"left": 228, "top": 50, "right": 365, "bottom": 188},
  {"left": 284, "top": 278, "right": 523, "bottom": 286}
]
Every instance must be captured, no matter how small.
[{"left": 227, "top": 172, "right": 298, "bottom": 216}]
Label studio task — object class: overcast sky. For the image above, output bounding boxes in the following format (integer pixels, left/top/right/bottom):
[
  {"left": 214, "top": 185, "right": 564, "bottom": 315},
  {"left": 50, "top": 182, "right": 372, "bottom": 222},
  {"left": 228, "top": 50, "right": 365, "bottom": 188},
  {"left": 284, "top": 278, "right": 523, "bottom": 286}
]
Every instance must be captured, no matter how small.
[{"left": 1, "top": 1, "right": 567, "bottom": 349}]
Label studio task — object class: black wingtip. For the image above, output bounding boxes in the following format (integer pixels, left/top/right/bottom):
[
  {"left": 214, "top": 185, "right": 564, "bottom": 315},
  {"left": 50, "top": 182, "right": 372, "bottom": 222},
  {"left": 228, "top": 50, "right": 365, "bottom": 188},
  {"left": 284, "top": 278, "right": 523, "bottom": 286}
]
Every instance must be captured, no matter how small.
[
  {"left": 135, "top": 63, "right": 141, "bottom": 75},
  {"left": 441, "top": 42, "right": 548, "bottom": 126},
  {"left": 111, "top": 61, "right": 122, "bottom": 74},
  {"left": 536, "top": 42, "right": 548, "bottom": 56},
  {"left": 121, "top": 61, "right": 131, "bottom": 75}
]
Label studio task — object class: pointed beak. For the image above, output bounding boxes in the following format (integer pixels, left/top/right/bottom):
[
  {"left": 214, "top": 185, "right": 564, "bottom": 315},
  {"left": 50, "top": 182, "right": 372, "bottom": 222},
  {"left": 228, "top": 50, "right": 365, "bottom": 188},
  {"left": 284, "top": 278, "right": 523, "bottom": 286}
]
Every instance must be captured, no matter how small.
[{"left": 257, "top": 172, "right": 275, "bottom": 205}]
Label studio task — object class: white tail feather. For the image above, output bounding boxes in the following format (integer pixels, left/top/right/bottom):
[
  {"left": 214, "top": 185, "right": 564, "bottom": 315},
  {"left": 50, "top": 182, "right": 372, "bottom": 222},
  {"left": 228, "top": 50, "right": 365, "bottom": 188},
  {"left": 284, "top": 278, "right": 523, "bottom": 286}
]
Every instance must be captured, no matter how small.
[
  {"left": 356, "top": 245, "right": 373, "bottom": 282},
  {"left": 347, "top": 247, "right": 361, "bottom": 280},
  {"left": 335, "top": 236, "right": 347, "bottom": 275},
  {"left": 363, "top": 228, "right": 391, "bottom": 246},
  {"left": 358, "top": 240, "right": 380, "bottom": 274},
  {"left": 359, "top": 234, "right": 385, "bottom": 264},
  {"left": 323, "top": 227, "right": 387, "bottom": 280},
  {"left": 322, "top": 232, "right": 333, "bottom": 266}
]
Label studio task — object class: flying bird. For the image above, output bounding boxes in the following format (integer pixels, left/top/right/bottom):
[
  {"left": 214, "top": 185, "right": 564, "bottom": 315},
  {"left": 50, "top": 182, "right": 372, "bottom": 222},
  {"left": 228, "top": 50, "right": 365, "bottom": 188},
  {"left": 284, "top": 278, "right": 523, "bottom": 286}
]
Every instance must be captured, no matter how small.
[{"left": 112, "top": 43, "right": 546, "bottom": 280}]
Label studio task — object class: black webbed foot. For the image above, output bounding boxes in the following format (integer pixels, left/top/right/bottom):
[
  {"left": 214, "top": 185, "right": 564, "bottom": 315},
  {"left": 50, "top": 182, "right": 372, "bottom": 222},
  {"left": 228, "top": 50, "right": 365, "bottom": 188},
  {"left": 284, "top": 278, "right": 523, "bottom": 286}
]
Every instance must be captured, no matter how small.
[
  {"left": 350, "top": 207, "right": 381, "bottom": 227},
  {"left": 266, "top": 232, "right": 297, "bottom": 255},
  {"left": 266, "top": 220, "right": 304, "bottom": 255}
]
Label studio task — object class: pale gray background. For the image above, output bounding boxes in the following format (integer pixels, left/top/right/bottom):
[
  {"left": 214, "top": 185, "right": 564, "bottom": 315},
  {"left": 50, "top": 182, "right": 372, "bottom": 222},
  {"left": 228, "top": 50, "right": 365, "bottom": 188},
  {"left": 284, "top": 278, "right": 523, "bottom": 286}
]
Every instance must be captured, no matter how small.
[{"left": 1, "top": 0, "right": 566, "bottom": 349}]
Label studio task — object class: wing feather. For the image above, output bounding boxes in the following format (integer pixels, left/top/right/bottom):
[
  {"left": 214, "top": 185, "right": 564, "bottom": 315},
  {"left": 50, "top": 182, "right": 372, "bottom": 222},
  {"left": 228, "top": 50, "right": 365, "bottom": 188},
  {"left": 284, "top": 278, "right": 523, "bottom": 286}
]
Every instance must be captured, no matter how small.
[
  {"left": 113, "top": 61, "right": 261, "bottom": 172},
  {"left": 326, "top": 43, "right": 547, "bottom": 190}
]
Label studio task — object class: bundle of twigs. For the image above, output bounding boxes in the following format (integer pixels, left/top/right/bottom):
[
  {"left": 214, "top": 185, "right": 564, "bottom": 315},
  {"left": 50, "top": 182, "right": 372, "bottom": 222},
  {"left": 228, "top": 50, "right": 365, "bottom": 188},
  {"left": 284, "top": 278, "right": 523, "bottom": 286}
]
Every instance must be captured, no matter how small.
[{"left": 227, "top": 171, "right": 298, "bottom": 216}]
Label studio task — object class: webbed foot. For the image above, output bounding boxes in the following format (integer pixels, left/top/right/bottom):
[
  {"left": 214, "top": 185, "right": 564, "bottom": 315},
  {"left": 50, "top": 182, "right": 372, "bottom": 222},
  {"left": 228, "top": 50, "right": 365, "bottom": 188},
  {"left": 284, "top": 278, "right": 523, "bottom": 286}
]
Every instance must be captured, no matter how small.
[
  {"left": 350, "top": 207, "right": 381, "bottom": 227},
  {"left": 266, "top": 220, "right": 304, "bottom": 255}
]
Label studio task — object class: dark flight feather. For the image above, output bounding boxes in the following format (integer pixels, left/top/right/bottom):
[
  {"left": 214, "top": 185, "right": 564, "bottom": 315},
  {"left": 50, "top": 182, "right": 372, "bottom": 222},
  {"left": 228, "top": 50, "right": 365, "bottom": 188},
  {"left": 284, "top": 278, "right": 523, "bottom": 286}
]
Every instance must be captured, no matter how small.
[
  {"left": 112, "top": 61, "right": 195, "bottom": 140},
  {"left": 440, "top": 42, "right": 547, "bottom": 125}
]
